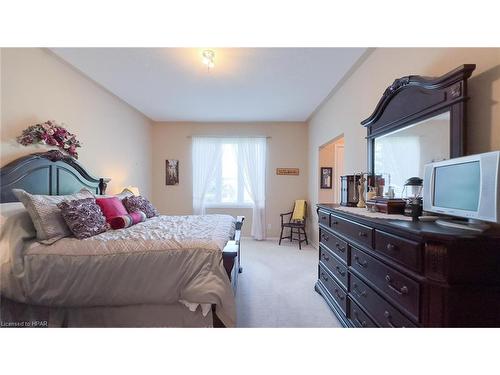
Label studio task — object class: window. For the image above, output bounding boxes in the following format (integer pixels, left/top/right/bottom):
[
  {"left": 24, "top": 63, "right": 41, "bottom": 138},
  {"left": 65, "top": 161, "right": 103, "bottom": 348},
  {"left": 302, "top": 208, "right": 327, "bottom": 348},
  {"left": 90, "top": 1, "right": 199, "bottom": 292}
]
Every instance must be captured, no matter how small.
[
  {"left": 205, "top": 142, "right": 253, "bottom": 206},
  {"left": 192, "top": 136, "right": 267, "bottom": 239}
]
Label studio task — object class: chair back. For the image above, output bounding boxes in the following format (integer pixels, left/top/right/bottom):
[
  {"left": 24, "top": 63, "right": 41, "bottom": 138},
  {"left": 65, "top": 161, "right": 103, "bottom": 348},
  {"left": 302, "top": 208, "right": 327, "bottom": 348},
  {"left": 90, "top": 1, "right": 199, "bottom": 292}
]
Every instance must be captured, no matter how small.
[{"left": 291, "top": 200, "right": 307, "bottom": 223}]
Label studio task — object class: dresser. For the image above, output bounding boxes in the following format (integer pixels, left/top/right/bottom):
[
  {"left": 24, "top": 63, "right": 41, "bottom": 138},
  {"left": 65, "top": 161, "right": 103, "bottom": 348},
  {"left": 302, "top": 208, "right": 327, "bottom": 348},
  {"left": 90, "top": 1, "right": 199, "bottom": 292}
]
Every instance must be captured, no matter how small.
[{"left": 315, "top": 204, "right": 500, "bottom": 327}]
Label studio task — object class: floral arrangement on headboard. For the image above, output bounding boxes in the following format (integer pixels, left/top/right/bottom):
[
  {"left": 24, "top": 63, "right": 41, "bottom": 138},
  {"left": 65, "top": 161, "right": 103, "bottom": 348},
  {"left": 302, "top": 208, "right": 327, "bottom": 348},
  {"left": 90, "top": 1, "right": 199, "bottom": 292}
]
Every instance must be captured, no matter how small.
[{"left": 16, "top": 120, "right": 82, "bottom": 159}]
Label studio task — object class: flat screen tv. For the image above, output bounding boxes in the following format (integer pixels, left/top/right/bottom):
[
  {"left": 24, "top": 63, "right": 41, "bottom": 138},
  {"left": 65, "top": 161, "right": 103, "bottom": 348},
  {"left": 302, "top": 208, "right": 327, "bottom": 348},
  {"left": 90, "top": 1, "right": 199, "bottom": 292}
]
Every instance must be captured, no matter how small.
[{"left": 423, "top": 151, "right": 500, "bottom": 229}]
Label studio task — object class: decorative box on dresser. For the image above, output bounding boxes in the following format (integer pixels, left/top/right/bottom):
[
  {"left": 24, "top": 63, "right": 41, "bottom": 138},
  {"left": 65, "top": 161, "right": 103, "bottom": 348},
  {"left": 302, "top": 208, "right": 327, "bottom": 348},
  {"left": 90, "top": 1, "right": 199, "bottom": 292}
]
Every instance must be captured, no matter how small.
[{"left": 315, "top": 204, "right": 500, "bottom": 327}]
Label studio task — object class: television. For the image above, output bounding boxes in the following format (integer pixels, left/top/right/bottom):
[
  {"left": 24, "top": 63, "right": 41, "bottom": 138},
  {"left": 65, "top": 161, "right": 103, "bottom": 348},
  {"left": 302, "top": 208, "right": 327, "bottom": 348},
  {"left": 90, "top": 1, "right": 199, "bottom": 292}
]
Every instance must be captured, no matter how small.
[{"left": 423, "top": 151, "right": 500, "bottom": 230}]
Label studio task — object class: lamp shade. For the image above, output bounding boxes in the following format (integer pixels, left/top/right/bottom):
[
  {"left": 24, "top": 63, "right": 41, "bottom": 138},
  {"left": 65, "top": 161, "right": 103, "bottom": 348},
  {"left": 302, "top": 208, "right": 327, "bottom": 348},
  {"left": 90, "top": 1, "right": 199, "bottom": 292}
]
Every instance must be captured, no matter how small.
[{"left": 122, "top": 186, "right": 140, "bottom": 196}]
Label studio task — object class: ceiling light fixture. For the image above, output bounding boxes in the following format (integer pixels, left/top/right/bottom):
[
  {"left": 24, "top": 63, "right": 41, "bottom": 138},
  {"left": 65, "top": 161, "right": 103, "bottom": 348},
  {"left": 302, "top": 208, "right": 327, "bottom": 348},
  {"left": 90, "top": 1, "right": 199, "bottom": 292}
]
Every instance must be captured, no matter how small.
[{"left": 202, "top": 50, "right": 215, "bottom": 70}]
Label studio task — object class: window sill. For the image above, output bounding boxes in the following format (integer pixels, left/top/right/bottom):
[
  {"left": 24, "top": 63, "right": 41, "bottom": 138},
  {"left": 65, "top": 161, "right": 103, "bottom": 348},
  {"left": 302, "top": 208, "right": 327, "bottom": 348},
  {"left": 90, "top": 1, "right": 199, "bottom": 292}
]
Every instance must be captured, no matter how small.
[{"left": 205, "top": 203, "right": 253, "bottom": 209}]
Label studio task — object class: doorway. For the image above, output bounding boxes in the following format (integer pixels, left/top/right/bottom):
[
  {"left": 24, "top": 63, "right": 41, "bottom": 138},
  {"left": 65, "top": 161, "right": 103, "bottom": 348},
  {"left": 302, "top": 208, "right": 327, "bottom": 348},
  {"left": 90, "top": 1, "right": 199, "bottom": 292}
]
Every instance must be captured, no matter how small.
[{"left": 318, "top": 136, "right": 344, "bottom": 204}]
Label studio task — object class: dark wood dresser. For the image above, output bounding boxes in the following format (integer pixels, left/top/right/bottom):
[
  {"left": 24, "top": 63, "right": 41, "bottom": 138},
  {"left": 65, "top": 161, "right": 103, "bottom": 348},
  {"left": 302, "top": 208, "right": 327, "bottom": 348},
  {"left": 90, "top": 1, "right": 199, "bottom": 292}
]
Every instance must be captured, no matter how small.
[{"left": 315, "top": 204, "right": 500, "bottom": 327}]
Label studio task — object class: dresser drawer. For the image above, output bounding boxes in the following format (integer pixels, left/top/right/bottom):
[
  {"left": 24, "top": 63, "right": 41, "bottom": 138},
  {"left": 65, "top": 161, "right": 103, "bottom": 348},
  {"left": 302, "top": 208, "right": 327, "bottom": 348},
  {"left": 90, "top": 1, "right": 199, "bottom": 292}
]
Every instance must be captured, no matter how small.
[
  {"left": 318, "top": 209, "right": 330, "bottom": 227},
  {"left": 375, "top": 230, "right": 422, "bottom": 272},
  {"left": 349, "top": 273, "right": 417, "bottom": 328},
  {"left": 350, "top": 246, "right": 420, "bottom": 321},
  {"left": 349, "top": 298, "right": 378, "bottom": 328},
  {"left": 319, "top": 264, "right": 347, "bottom": 314},
  {"left": 319, "top": 246, "right": 348, "bottom": 289},
  {"left": 330, "top": 214, "right": 373, "bottom": 249},
  {"left": 319, "top": 228, "right": 348, "bottom": 264}
]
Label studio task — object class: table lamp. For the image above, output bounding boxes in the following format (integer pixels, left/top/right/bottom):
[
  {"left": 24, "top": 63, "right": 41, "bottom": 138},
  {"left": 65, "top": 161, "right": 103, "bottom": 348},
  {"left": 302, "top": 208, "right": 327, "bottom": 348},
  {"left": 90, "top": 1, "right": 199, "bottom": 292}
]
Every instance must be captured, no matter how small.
[{"left": 122, "top": 186, "right": 140, "bottom": 196}]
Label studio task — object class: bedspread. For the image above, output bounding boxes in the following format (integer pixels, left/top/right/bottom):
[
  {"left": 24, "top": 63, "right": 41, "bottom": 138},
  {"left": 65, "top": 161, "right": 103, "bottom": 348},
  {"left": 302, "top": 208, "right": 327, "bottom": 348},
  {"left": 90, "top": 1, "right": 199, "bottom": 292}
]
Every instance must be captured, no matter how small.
[{"left": 0, "top": 214, "right": 236, "bottom": 327}]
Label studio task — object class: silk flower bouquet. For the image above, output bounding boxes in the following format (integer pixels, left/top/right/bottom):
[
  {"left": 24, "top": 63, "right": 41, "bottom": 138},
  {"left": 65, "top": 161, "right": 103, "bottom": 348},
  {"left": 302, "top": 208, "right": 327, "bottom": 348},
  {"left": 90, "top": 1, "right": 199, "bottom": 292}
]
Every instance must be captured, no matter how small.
[{"left": 17, "top": 120, "right": 82, "bottom": 159}]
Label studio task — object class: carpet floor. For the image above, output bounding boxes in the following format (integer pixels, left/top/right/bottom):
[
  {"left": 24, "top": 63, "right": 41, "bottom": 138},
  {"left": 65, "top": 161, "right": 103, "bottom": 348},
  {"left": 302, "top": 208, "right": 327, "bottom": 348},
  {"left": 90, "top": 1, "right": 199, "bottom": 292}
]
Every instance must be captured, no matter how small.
[{"left": 235, "top": 238, "right": 342, "bottom": 328}]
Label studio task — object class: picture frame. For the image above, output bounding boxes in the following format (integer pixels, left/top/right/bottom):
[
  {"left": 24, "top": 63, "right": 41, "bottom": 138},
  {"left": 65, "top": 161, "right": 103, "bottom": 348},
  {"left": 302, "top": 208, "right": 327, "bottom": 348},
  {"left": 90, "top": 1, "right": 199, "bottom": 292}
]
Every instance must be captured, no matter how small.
[
  {"left": 166, "top": 159, "right": 179, "bottom": 185},
  {"left": 320, "top": 167, "right": 333, "bottom": 189},
  {"left": 276, "top": 168, "right": 300, "bottom": 176}
]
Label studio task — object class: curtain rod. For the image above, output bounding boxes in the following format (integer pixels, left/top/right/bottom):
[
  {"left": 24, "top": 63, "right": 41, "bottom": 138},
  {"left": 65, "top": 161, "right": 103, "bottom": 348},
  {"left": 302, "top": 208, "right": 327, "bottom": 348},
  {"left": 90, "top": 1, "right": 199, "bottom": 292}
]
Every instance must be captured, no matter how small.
[{"left": 187, "top": 135, "right": 271, "bottom": 139}]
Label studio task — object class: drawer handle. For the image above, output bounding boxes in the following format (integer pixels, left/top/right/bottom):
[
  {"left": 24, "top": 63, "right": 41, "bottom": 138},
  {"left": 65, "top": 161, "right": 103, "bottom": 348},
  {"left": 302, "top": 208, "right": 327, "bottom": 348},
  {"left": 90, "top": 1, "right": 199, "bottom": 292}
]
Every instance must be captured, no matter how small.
[
  {"left": 352, "top": 283, "right": 367, "bottom": 297},
  {"left": 331, "top": 220, "right": 338, "bottom": 225},
  {"left": 321, "top": 234, "right": 330, "bottom": 241},
  {"left": 358, "top": 231, "right": 367, "bottom": 238},
  {"left": 335, "top": 243, "right": 346, "bottom": 253},
  {"left": 321, "top": 272, "right": 328, "bottom": 282},
  {"left": 385, "top": 274, "right": 409, "bottom": 295},
  {"left": 334, "top": 288, "right": 345, "bottom": 301},
  {"left": 354, "top": 255, "right": 368, "bottom": 268},
  {"left": 321, "top": 253, "right": 330, "bottom": 262},
  {"left": 336, "top": 266, "right": 346, "bottom": 277},
  {"left": 386, "top": 243, "right": 398, "bottom": 251},
  {"left": 384, "top": 311, "right": 397, "bottom": 328},
  {"left": 321, "top": 216, "right": 327, "bottom": 221},
  {"left": 353, "top": 310, "right": 367, "bottom": 327}
]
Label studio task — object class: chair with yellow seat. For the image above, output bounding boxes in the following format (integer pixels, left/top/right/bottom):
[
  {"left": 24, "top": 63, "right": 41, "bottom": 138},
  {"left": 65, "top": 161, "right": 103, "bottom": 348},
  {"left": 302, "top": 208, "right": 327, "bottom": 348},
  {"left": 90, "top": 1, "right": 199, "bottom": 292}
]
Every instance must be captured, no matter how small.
[{"left": 278, "top": 200, "right": 308, "bottom": 249}]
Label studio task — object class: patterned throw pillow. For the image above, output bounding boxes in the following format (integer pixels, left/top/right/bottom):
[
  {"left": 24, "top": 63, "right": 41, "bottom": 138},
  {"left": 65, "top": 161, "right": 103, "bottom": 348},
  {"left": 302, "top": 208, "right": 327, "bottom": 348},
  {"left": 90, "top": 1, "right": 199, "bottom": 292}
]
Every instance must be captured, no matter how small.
[
  {"left": 13, "top": 188, "right": 94, "bottom": 244},
  {"left": 122, "top": 196, "right": 159, "bottom": 218},
  {"left": 108, "top": 211, "right": 147, "bottom": 230},
  {"left": 57, "top": 198, "right": 109, "bottom": 239}
]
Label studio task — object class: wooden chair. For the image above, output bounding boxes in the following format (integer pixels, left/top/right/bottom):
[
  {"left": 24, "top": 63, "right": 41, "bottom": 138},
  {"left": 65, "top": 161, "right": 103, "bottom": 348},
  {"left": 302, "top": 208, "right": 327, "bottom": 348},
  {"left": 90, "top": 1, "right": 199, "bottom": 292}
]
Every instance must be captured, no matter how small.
[{"left": 279, "top": 201, "right": 308, "bottom": 250}]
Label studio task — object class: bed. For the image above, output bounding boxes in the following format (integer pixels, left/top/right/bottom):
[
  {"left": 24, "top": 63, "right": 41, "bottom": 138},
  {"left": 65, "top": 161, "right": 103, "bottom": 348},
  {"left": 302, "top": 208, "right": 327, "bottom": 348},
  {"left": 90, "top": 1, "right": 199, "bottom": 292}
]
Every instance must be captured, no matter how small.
[{"left": 0, "top": 150, "right": 244, "bottom": 327}]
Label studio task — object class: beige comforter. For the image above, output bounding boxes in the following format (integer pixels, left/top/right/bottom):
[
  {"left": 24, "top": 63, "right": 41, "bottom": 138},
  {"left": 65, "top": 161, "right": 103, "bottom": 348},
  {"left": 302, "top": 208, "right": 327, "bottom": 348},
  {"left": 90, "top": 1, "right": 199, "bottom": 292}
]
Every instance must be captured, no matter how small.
[{"left": 1, "top": 213, "right": 236, "bottom": 327}]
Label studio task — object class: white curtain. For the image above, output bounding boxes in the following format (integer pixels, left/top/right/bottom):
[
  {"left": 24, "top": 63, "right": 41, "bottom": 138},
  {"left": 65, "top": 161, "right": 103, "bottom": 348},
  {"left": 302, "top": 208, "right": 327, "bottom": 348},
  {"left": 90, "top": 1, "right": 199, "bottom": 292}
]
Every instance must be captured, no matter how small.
[
  {"left": 192, "top": 136, "right": 267, "bottom": 239},
  {"left": 237, "top": 138, "right": 267, "bottom": 240},
  {"left": 192, "top": 137, "right": 223, "bottom": 215}
]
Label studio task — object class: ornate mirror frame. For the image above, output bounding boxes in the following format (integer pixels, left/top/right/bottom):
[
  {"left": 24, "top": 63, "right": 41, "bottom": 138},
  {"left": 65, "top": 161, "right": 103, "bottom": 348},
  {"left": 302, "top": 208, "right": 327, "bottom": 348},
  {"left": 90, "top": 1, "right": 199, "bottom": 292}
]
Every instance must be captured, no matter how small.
[{"left": 361, "top": 64, "right": 476, "bottom": 178}]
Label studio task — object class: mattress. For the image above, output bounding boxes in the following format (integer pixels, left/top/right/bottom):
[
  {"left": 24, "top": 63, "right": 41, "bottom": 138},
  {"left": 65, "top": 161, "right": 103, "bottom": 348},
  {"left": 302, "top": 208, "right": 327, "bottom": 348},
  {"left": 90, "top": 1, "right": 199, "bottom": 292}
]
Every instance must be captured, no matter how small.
[{"left": 1, "top": 213, "right": 236, "bottom": 327}]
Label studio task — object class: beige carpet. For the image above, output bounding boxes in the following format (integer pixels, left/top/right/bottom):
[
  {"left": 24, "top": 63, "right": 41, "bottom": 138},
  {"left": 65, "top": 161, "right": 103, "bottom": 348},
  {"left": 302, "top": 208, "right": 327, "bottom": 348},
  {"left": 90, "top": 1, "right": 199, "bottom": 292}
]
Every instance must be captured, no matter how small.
[{"left": 235, "top": 238, "right": 342, "bottom": 328}]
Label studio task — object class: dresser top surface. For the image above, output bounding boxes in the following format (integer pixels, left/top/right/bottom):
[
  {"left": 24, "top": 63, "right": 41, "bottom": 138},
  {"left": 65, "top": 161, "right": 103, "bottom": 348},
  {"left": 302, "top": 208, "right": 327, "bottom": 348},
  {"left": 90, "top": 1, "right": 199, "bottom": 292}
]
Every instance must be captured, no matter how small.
[{"left": 317, "top": 204, "right": 500, "bottom": 241}]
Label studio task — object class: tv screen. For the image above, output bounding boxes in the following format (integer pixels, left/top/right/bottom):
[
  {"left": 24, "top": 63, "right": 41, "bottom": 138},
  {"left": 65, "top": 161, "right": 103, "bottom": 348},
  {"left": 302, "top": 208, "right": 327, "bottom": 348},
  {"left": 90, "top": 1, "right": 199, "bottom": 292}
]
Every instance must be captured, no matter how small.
[{"left": 433, "top": 161, "right": 481, "bottom": 211}]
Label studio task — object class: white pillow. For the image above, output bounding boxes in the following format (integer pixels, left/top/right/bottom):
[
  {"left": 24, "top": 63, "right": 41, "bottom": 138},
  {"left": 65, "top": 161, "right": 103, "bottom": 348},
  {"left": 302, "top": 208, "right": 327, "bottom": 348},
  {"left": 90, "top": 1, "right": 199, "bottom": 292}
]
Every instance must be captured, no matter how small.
[
  {"left": 0, "top": 202, "right": 36, "bottom": 274},
  {"left": 0, "top": 202, "right": 36, "bottom": 238},
  {"left": 13, "top": 188, "right": 94, "bottom": 244}
]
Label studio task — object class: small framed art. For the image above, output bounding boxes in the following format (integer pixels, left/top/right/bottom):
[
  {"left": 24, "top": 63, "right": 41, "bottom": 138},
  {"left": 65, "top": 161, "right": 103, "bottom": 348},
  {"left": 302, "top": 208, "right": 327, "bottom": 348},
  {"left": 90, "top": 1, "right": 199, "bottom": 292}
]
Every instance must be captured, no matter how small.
[
  {"left": 320, "top": 167, "right": 333, "bottom": 189},
  {"left": 166, "top": 159, "right": 179, "bottom": 185}
]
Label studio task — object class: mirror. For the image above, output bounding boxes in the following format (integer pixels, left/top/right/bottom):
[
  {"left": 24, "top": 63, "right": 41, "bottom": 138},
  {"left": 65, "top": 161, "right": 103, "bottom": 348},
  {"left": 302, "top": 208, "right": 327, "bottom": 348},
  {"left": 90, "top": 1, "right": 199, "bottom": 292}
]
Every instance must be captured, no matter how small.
[
  {"left": 363, "top": 65, "right": 474, "bottom": 202},
  {"left": 374, "top": 112, "right": 450, "bottom": 198}
]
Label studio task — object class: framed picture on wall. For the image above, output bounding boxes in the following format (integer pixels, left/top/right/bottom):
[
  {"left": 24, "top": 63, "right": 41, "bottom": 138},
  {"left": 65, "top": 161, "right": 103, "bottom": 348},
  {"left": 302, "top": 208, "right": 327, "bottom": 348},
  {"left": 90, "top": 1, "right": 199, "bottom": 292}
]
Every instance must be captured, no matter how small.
[
  {"left": 166, "top": 159, "right": 179, "bottom": 185},
  {"left": 320, "top": 167, "right": 333, "bottom": 189}
]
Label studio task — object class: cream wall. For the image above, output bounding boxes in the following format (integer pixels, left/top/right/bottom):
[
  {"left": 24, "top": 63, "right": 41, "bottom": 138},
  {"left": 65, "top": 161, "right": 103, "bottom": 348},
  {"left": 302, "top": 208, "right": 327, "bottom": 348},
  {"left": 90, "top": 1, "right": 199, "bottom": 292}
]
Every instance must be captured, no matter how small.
[
  {"left": 0, "top": 48, "right": 153, "bottom": 196},
  {"left": 152, "top": 122, "right": 308, "bottom": 237},
  {"left": 308, "top": 48, "right": 500, "bottom": 246}
]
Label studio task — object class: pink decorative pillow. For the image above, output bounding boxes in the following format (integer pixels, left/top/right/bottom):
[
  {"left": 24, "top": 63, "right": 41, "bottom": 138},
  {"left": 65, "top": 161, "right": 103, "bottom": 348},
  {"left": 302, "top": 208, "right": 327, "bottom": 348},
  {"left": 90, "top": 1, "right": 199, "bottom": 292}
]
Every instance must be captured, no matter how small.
[
  {"left": 95, "top": 197, "right": 128, "bottom": 223},
  {"left": 109, "top": 211, "right": 147, "bottom": 230}
]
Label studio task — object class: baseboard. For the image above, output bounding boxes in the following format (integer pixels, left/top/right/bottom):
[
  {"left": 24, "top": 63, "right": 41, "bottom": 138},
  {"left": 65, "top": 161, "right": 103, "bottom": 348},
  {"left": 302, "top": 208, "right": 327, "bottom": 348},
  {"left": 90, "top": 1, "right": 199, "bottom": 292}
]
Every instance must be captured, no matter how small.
[
  {"left": 241, "top": 236, "right": 279, "bottom": 241},
  {"left": 241, "top": 236, "right": 318, "bottom": 249}
]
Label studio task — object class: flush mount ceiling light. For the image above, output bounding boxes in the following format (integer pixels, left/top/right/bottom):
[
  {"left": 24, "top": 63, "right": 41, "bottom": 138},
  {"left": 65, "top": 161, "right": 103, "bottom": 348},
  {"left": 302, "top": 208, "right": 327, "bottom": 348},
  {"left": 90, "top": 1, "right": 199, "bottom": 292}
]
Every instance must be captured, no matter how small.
[{"left": 202, "top": 49, "right": 215, "bottom": 70}]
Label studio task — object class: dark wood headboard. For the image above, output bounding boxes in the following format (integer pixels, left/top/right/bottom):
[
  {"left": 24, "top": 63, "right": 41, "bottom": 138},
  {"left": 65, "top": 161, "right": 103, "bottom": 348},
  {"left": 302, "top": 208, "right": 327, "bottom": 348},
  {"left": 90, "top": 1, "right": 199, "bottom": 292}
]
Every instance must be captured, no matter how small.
[{"left": 0, "top": 150, "right": 109, "bottom": 203}]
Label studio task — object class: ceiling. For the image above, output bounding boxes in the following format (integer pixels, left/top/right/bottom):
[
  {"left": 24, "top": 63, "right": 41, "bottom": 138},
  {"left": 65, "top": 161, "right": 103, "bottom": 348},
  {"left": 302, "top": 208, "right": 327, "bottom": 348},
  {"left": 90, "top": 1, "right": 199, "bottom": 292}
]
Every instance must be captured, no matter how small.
[{"left": 50, "top": 48, "right": 366, "bottom": 122}]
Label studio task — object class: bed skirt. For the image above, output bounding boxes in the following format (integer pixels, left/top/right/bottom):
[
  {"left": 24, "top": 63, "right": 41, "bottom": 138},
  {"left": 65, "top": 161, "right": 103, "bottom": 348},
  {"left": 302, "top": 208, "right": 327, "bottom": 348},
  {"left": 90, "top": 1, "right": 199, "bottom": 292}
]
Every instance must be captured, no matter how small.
[{"left": 0, "top": 296, "right": 213, "bottom": 328}]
